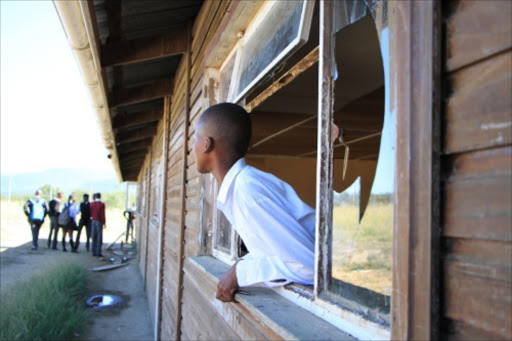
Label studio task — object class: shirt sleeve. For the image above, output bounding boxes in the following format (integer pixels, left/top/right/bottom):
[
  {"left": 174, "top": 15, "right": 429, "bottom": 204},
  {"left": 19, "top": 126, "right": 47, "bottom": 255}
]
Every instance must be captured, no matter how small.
[
  {"left": 236, "top": 255, "right": 293, "bottom": 287},
  {"left": 23, "top": 200, "right": 31, "bottom": 217}
]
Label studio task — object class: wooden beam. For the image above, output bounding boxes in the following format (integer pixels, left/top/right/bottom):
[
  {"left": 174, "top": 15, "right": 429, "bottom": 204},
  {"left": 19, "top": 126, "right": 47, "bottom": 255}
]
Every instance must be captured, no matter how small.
[
  {"left": 110, "top": 80, "right": 172, "bottom": 108},
  {"left": 119, "top": 150, "right": 148, "bottom": 161},
  {"left": 121, "top": 161, "right": 145, "bottom": 171},
  {"left": 117, "top": 139, "right": 152, "bottom": 154},
  {"left": 114, "top": 108, "right": 164, "bottom": 130},
  {"left": 116, "top": 125, "right": 158, "bottom": 144},
  {"left": 101, "top": 30, "right": 187, "bottom": 67},
  {"left": 121, "top": 163, "right": 144, "bottom": 171}
]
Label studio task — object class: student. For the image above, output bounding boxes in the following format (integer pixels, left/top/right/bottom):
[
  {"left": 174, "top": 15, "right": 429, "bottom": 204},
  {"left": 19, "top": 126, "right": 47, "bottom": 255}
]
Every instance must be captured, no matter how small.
[
  {"left": 48, "top": 192, "right": 63, "bottom": 250},
  {"left": 23, "top": 189, "right": 49, "bottom": 250},
  {"left": 74, "top": 194, "right": 91, "bottom": 251},
  {"left": 123, "top": 203, "right": 136, "bottom": 243},
  {"left": 90, "top": 192, "right": 106, "bottom": 257},
  {"left": 192, "top": 103, "right": 315, "bottom": 303},
  {"left": 61, "top": 194, "right": 79, "bottom": 252}
]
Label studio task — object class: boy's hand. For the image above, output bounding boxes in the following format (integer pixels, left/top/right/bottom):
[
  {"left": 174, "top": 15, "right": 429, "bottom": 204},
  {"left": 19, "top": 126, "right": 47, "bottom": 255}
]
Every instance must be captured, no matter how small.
[
  {"left": 333, "top": 124, "right": 340, "bottom": 142},
  {"left": 216, "top": 262, "right": 239, "bottom": 303}
]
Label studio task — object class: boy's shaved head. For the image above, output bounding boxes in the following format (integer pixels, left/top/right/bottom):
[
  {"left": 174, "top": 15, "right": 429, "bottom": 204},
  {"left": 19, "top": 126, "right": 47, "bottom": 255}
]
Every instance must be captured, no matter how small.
[{"left": 197, "top": 103, "right": 252, "bottom": 161}]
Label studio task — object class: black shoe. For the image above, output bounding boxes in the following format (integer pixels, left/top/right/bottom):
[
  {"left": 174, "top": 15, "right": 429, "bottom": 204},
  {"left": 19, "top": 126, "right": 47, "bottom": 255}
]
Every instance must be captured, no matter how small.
[
  {"left": 63, "top": 248, "right": 67, "bottom": 252},
  {"left": 52, "top": 247, "right": 59, "bottom": 250},
  {"left": 71, "top": 249, "right": 78, "bottom": 253}
]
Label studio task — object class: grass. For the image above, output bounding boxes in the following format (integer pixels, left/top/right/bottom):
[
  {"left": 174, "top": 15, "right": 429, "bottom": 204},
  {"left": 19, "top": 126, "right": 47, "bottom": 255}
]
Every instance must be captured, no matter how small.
[
  {"left": 332, "top": 203, "right": 393, "bottom": 295},
  {"left": 0, "top": 263, "right": 89, "bottom": 341}
]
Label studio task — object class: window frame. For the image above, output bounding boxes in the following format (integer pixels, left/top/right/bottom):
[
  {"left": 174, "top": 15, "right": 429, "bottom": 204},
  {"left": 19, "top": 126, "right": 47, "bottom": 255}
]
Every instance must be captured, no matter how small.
[{"left": 231, "top": 0, "right": 315, "bottom": 103}]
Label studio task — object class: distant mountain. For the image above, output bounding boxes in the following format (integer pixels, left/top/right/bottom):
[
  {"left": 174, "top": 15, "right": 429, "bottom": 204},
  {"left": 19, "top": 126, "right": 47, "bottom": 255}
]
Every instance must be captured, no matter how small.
[{"left": 1, "top": 168, "right": 121, "bottom": 196}]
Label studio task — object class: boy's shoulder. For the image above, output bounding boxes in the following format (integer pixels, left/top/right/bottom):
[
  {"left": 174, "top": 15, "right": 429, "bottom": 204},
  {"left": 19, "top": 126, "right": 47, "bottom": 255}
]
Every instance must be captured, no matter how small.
[{"left": 234, "top": 166, "right": 287, "bottom": 199}]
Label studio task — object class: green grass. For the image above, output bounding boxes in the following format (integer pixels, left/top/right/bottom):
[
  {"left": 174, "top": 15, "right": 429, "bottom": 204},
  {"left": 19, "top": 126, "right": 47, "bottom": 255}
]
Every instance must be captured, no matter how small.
[{"left": 0, "top": 263, "right": 89, "bottom": 341}]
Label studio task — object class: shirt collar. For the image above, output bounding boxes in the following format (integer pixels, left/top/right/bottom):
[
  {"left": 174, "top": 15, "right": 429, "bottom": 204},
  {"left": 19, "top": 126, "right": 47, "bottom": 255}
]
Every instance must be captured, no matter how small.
[
  {"left": 94, "top": 198, "right": 101, "bottom": 202},
  {"left": 217, "top": 158, "right": 247, "bottom": 205}
]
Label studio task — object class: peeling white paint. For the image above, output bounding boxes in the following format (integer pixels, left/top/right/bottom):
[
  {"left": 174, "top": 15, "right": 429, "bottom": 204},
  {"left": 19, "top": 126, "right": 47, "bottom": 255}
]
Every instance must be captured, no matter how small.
[{"left": 480, "top": 122, "right": 512, "bottom": 130}]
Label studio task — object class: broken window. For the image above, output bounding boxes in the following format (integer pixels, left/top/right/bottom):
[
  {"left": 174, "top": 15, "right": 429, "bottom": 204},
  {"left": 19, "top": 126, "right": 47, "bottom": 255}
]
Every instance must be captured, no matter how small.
[{"left": 327, "top": 12, "right": 392, "bottom": 326}]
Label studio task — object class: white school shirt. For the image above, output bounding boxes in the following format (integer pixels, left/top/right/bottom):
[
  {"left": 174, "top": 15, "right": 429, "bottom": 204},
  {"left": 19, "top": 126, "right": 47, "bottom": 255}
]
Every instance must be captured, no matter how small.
[
  {"left": 64, "top": 202, "right": 80, "bottom": 220},
  {"left": 217, "top": 158, "right": 316, "bottom": 287}
]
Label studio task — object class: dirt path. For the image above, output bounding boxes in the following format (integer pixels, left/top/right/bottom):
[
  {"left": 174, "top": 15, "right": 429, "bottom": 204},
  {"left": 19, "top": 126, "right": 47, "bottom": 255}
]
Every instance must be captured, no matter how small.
[{"left": 0, "top": 204, "right": 153, "bottom": 341}]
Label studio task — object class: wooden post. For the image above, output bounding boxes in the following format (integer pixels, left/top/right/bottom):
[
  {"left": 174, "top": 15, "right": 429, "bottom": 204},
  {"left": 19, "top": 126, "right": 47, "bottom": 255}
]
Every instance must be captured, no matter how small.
[
  {"left": 154, "top": 96, "right": 171, "bottom": 341},
  {"left": 314, "top": 0, "right": 335, "bottom": 297},
  {"left": 143, "top": 151, "right": 152, "bottom": 290},
  {"left": 175, "top": 21, "right": 191, "bottom": 341},
  {"left": 390, "top": 1, "right": 441, "bottom": 339}
]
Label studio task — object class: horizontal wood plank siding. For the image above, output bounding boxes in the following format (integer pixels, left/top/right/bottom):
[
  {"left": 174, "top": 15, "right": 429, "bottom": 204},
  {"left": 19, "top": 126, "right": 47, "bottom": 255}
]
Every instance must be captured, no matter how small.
[{"left": 441, "top": 1, "right": 512, "bottom": 339}]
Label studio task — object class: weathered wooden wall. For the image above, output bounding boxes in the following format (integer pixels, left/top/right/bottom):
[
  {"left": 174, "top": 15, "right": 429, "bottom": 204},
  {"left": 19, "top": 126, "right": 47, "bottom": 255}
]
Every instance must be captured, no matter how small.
[
  {"left": 145, "top": 121, "right": 164, "bottom": 325},
  {"left": 131, "top": 0, "right": 512, "bottom": 339},
  {"left": 441, "top": 1, "right": 512, "bottom": 339}
]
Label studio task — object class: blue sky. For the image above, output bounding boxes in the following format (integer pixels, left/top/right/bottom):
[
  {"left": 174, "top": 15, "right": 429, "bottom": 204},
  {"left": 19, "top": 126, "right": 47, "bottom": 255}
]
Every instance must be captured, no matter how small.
[{"left": 1, "top": 1, "right": 116, "bottom": 177}]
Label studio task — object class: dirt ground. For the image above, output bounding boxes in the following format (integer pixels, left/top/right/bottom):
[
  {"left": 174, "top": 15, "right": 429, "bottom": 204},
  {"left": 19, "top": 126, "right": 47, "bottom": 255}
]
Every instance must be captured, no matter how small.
[{"left": 0, "top": 201, "right": 153, "bottom": 341}]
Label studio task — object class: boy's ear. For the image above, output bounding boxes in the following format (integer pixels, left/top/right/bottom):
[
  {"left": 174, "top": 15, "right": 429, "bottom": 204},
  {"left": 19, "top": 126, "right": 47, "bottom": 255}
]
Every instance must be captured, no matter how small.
[{"left": 204, "top": 136, "right": 214, "bottom": 153}]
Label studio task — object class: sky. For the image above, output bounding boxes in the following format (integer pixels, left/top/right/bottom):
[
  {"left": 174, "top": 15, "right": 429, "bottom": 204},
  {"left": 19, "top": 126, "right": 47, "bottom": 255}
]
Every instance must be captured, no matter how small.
[{"left": 1, "top": 0, "right": 116, "bottom": 177}]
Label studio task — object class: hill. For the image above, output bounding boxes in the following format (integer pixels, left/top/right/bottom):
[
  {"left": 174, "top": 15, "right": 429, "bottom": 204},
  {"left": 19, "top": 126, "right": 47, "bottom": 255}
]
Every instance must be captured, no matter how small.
[{"left": 1, "top": 168, "right": 121, "bottom": 196}]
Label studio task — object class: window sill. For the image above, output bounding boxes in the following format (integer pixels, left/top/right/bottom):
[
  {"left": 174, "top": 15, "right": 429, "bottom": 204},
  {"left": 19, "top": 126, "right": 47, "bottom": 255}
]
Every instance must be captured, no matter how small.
[{"left": 188, "top": 256, "right": 356, "bottom": 340}]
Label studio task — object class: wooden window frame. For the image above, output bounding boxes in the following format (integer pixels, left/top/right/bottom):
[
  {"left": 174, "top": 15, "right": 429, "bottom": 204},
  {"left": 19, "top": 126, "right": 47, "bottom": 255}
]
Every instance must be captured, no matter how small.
[
  {"left": 231, "top": 0, "right": 315, "bottom": 103},
  {"left": 314, "top": 1, "right": 441, "bottom": 339}
]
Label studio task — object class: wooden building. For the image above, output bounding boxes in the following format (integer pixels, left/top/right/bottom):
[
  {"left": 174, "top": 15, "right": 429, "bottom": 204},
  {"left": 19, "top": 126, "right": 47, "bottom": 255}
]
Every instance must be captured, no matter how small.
[{"left": 55, "top": 0, "right": 511, "bottom": 339}]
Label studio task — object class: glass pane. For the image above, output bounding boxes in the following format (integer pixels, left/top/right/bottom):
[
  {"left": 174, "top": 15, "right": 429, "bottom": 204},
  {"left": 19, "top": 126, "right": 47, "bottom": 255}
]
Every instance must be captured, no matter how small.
[
  {"left": 234, "top": 0, "right": 308, "bottom": 101},
  {"left": 220, "top": 53, "right": 236, "bottom": 102},
  {"left": 328, "top": 12, "right": 392, "bottom": 323},
  {"left": 215, "top": 211, "right": 231, "bottom": 253}
]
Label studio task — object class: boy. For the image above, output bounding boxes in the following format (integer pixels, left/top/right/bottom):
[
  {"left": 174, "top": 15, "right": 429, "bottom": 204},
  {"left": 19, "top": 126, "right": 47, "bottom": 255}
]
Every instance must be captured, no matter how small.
[
  {"left": 75, "top": 194, "right": 91, "bottom": 251},
  {"left": 48, "top": 192, "right": 62, "bottom": 249},
  {"left": 192, "top": 103, "right": 315, "bottom": 303},
  {"left": 23, "top": 189, "right": 49, "bottom": 250},
  {"left": 90, "top": 193, "right": 106, "bottom": 257},
  {"left": 62, "top": 194, "right": 79, "bottom": 252}
]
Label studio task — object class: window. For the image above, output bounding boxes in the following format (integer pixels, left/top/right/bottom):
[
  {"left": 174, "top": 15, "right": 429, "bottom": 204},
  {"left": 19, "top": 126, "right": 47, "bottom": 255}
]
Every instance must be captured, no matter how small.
[
  {"left": 324, "top": 13, "right": 392, "bottom": 326},
  {"left": 208, "top": 1, "right": 392, "bottom": 338}
]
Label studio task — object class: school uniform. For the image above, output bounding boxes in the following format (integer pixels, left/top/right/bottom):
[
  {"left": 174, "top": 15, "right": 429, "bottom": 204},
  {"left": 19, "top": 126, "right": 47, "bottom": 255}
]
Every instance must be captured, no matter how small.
[
  {"left": 90, "top": 199, "right": 106, "bottom": 256},
  {"left": 75, "top": 201, "right": 91, "bottom": 251},
  {"left": 23, "top": 196, "right": 49, "bottom": 250},
  {"left": 62, "top": 202, "right": 79, "bottom": 251},
  {"left": 217, "top": 158, "right": 315, "bottom": 287},
  {"left": 48, "top": 198, "right": 61, "bottom": 249}
]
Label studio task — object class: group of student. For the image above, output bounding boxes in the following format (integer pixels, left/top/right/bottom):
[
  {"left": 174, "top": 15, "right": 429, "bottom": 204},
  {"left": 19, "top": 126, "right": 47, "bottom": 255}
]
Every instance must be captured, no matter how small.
[{"left": 23, "top": 190, "right": 106, "bottom": 257}]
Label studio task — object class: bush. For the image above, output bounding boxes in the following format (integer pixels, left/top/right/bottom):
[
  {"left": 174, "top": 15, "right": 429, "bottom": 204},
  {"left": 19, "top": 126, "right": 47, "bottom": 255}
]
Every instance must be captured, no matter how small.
[{"left": 0, "top": 263, "right": 89, "bottom": 341}]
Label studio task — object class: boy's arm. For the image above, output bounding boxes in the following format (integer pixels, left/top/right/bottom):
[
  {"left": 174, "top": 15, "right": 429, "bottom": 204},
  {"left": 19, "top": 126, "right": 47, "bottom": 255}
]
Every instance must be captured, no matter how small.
[
  {"left": 102, "top": 204, "right": 106, "bottom": 227},
  {"left": 23, "top": 200, "right": 31, "bottom": 217}
]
